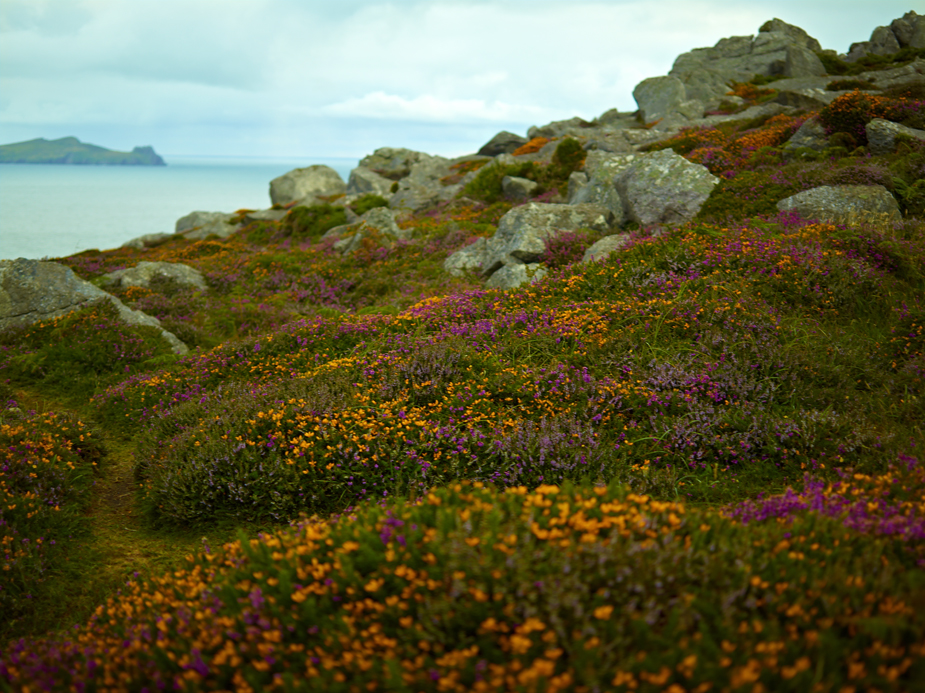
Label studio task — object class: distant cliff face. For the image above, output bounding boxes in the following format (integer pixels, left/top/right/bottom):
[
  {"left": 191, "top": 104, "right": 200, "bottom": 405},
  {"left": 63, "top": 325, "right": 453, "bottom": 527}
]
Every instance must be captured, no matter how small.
[{"left": 0, "top": 136, "right": 166, "bottom": 165}]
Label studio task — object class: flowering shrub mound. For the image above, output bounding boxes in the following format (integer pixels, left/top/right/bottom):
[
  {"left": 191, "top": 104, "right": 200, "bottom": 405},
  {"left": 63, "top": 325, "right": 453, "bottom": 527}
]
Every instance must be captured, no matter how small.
[
  {"left": 0, "top": 403, "right": 102, "bottom": 634},
  {"left": 4, "top": 481, "right": 923, "bottom": 692}
]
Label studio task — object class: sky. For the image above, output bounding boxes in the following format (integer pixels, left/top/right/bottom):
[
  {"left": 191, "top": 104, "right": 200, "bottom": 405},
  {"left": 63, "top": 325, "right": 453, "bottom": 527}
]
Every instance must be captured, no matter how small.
[{"left": 0, "top": 0, "right": 921, "bottom": 160}]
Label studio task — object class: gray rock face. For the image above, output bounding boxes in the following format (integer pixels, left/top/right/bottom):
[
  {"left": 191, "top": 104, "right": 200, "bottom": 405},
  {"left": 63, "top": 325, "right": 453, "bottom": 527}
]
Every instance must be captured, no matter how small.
[
  {"left": 478, "top": 131, "right": 528, "bottom": 157},
  {"left": 0, "top": 258, "right": 187, "bottom": 354},
  {"left": 567, "top": 171, "right": 589, "bottom": 204},
  {"left": 570, "top": 151, "right": 637, "bottom": 226},
  {"left": 633, "top": 76, "right": 687, "bottom": 123},
  {"left": 615, "top": 150, "right": 719, "bottom": 228},
  {"left": 783, "top": 117, "right": 829, "bottom": 154},
  {"left": 389, "top": 155, "right": 457, "bottom": 211},
  {"left": 484, "top": 263, "right": 547, "bottom": 291},
  {"left": 346, "top": 167, "right": 394, "bottom": 197},
  {"left": 358, "top": 148, "right": 427, "bottom": 180},
  {"left": 98, "top": 261, "right": 208, "bottom": 292},
  {"left": 669, "top": 26, "right": 825, "bottom": 108},
  {"left": 582, "top": 234, "right": 630, "bottom": 264},
  {"left": 866, "top": 118, "right": 925, "bottom": 156},
  {"left": 325, "top": 207, "right": 410, "bottom": 255},
  {"left": 501, "top": 175, "right": 539, "bottom": 201},
  {"left": 443, "top": 237, "right": 488, "bottom": 277},
  {"left": 891, "top": 11, "right": 925, "bottom": 49},
  {"left": 846, "top": 11, "right": 925, "bottom": 62},
  {"left": 758, "top": 18, "right": 822, "bottom": 52},
  {"left": 527, "top": 117, "right": 592, "bottom": 140},
  {"left": 776, "top": 185, "right": 902, "bottom": 225},
  {"left": 175, "top": 211, "right": 239, "bottom": 240},
  {"left": 121, "top": 232, "right": 172, "bottom": 250},
  {"left": 269, "top": 165, "right": 346, "bottom": 206},
  {"left": 482, "top": 202, "right": 612, "bottom": 276}
]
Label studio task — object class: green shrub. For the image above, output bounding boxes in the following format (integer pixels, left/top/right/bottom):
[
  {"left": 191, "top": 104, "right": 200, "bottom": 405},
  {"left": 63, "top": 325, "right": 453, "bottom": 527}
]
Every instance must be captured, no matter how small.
[
  {"left": 462, "top": 160, "right": 539, "bottom": 204},
  {"left": 350, "top": 194, "right": 389, "bottom": 216},
  {"left": 282, "top": 204, "right": 347, "bottom": 239}
]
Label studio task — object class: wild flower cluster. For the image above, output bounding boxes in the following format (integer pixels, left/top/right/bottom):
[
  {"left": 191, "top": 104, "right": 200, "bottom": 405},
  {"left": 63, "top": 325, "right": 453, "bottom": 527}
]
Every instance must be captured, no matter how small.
[
  {"left": 819, "top": 90, "right": 925, "bottom": 147},
  {"left": 0, "top": 402, "right": 101, "bottom": 623},
  {"left": 3, "top": 481, "right": 923, "bottom": 692}
]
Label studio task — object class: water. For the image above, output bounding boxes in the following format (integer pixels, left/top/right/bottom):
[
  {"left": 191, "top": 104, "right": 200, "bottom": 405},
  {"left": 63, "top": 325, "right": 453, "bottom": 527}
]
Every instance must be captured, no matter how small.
[{"left": 0, "top": 156, "right": 358, "bottom": 260}]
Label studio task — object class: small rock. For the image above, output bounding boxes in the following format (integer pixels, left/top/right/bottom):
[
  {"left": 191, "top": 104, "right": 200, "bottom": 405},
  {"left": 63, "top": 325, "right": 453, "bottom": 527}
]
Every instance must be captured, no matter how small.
[
  {"left": 269, "top": 165, "right": 346, "bottom": 206},
  {"left": 485, "top": 263, "right": 547, "bottom": 291},
  {"left": 582, "top": 234, "right": 630, "bottom": 263},
  {"left": 501, "top": 176, "right": 539, "bottom": 201},
  {"left": 776, "top": 185, "right": 902, "bottom": 225},
  {"left": 98, "top": 261, "right": 208, "bottom": 292},
  {"left": 443, "top": 238, "right": 488, "bottom": 277},
  {"left": 866, "top": 118, "right": 925, "bottom": 156}
]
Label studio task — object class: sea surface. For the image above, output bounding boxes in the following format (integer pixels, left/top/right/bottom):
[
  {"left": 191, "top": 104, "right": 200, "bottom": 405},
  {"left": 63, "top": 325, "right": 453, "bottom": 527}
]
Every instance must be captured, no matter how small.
[{"left": 0, "top": 156, "right": 358, "bottom": 261}]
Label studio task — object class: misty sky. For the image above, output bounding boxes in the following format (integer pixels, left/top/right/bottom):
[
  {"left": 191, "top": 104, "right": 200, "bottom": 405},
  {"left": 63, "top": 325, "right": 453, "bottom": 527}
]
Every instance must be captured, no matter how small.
[{"left": 0, "top": 1, "right": 919, "bottom": 160}]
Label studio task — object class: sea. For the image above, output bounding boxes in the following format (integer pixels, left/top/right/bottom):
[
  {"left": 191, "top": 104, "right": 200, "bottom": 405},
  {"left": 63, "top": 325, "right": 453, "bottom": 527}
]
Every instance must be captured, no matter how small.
[{"left": 0, "top": 156, "right": 358, "bottom": 261}]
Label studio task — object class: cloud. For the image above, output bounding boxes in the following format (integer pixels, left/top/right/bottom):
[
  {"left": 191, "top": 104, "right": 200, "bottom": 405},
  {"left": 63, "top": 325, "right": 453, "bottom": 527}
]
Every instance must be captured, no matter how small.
[{"left": 323, "top": 91, "right": 550, "bottom": 125}]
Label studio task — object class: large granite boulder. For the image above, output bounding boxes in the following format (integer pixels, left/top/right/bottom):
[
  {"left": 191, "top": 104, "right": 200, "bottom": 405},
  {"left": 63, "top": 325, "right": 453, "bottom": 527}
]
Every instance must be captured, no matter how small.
[
  {"left": 478, "top": 131, "right": 528, "bottom": 157},
  {"left": 846, "top": 11, "right": 925, "bottom": 62},
  {"left": 582, "top": 234, "right": 630, "bottom": 264},
  {"left": 346, "top": 167, "right": 394, "bottom": 197},
  {"left": 269, "top": 165, "right": 346, "bottom": 206},
  {"left": 389, "top": 155, "right": 457, "bottom": 212},
  {"left": 633, "top": 76, "right": 687, "bottom": 123},
  {"left": 175, "top": 211, "right": 239, "bottom": 240},
  {"left": 668, "top": 20, "right": 825, "bottom": 109},
  {"left": 776, "top": 185, "right": 902, "bottom": 225},
  {"left": 481, "top": 202, "right": 612, "bottom": 276},
  {"left": 485, "top": 263, "right": 547, "bottom": 291},
  {"left": 615, "top": 150, "right": 719, "bottom": 229},
  {"left": 358, "top": 148, "right": 427, "bottom": 180},
  {"left": 569, "top": 151, "right": 638, "bottom": 226},
  {"left": 98, "top": 261, "right": 208, "bottom": 292},
  {"left": 866, "top": 118, "right": 925, "bottom": 156},
  {"left": 501, "top": 175, "right": 539, "bottom": 201},
  {"left": 891, "top": 10, "right": 925, "bottom": 49},
  {"left": 0, "top": 259, "right": 187, "bottom": 354},
  {"left": 443, "top": 237, "right": 489, "bottom": 277}
]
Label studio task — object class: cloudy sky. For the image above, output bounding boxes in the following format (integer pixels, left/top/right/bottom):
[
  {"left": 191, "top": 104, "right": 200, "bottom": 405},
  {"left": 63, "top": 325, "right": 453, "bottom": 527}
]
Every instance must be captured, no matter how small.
[{"left": 0, "top": 0, "right": 918, "bottom": 160}]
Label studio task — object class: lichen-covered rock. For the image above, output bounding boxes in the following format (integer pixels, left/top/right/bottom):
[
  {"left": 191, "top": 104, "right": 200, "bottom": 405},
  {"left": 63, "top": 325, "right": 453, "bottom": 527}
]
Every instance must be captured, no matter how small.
[
  {"left": 615, "top": 150, "right": 719, "bottom": 229},
  {"left": 326, "top": 207, "right": 409, "bottom": 255},
  {"left": 477, "top": 131, "right": 528, "bottom": 157},
  {"left": 776, "top": 185, "right": 902, "bottom": 225},
  {"left": 783, "top": 116, "right": 829, "bottom": 154},
  {"left": 388, "top": 155, "right": 456, "bottom": 212},
  {"left": 443, "top": 238, "right": 488, "bottom": 277},
  {"left": 358, "top": 148, "right": 427, "bottom": 180},
  {"left": 346, "top": 167, "right": 394, "bottom": 197},
  {"left": 570, "top": 151, "right": 637, "bottom": 226},
  {"left": 866, "top": 118, "right": 925, "bottom": 156},
  {"left": 482, "top": 203, "right": 612, "bottom": 277},
  {"left": 501, "top": 176, "right": 539, "bottom": 201},
  {"left": 0, "top": 258, "right": 187, "bottom": 354},
  {"left": 633, "top": 76, "right": 687, "bottom": 123},
  {"left": 175, "top": 211, "right": 239, "bottom": 240},
  {"left": 98, "top": 261, "right": 208, "bottom": 292},
  {"left": 891, "top": 10, "right": 925, "bottom": 49},
  {"left": 484, "top": 263, "right": 547, "bottom": 291},
  {"left": 269, "top": 165, "right": 346, "bottom": 206},
  {"left": 582, "top": 234, "right": 630, "bottom": 263}
]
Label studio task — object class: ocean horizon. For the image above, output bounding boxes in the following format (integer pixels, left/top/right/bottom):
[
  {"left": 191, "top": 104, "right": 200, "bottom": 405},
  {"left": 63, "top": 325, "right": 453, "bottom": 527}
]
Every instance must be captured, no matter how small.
[{"left": 0, "top": 155, "right": 359, "bottom": 261}]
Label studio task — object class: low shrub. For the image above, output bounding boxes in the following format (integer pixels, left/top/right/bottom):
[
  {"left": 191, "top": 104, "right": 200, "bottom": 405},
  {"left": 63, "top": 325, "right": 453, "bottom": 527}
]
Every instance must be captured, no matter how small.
[
  {"left": 350, "top": 194, "right": 390, "bottom": 217},
  {"left": 281, "top": 204, "right": 347, "bottom": 239}
]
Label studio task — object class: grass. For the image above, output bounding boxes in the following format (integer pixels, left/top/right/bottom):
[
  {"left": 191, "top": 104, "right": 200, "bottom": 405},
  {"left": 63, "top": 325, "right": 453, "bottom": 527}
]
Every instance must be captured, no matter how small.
[{"left": 1, "top": 70, "right": 925, "bottom": 691}]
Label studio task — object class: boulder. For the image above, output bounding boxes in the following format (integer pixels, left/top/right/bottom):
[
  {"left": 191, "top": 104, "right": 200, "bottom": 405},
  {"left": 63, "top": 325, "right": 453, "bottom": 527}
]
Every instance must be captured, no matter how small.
[
  {"left": 783, "top": 116, "right": 829, "bottom": 155},
  {"left": 501, "top": 175, "right": 539, "bottom": 201},
  {"left": 269, "top": 165, "right": 346, "bottom": 206},
  {"left": 758, "top": 18, "right": 822, "bottom": 52},
  {"left": 388, "top": 155, "right": 457, "bottom": 212},
  {"left": 98, "top": 261, "right": 208, "bottom": 292},
  {"left": 527, "top": 117, "right": 593, "bottom": 140},
  {"left": 478, "top": 131, "right": 528, "bottom": 157},
  {"left": 358, "top": 148, "right": 428, "bottom": 180},
  {"left": 325, "top": 207, "right": 409, "bottom": 255},
  {"left": 582, "top": 234, "right": 630, "bottom": 263},
  {"left": 633, "top": 76, "right": 687, "bottom": 123},
  {"left": 775, "top": 185, "right": 902, "bottom": 226},
  {"left": 175, "top": 211, "right": 239, "bottom": 240},
  {"left": 485, "top": 263, "right": 547, "bottom": 291},
  {"left": 121, "top": 232, "right": 172, "bottom": 250},
  {"left": 569, "top": 151, "right": 637, "bottom": 225},
  {"left": 346, "top": 166, "right": 394, "bottom": 197},
  {"left": 866, "top": 118, "right": 925, "bottom": 155},
  {"left": 567, "top": 171, "right": 589, "bottom": 204},
  {"left": 443, "top": 237, "right": 489, "bottom": 277},
  {"left": 0, "top": 258, "right": 187, "bottom": 354},
  {"left": 615, "top": 150, "right": 719, "bottom": 229},
  {"left": 482, "top": 202, "right": 612, "bottom": 277},
  {"left": 891, "top": 11, "right": 925, "bottom": 49}
]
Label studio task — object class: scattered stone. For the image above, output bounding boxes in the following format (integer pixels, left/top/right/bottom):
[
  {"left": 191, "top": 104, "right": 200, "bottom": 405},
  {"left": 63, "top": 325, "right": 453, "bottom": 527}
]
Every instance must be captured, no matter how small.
[
  {"left": 121, "top": 232, "right": 172, "bottom": 250},
  {"left": 477, "top": 131, "right": 528, "bottom": 157},
  {"left": 615, "top": 150, "right": 719, "bottom": 229},
  {"left": 482, "top": 202, "right": 612, "bottom": 277},
  {"left": 582, "top": 234, "right": 630, "bottom": 263},
  {"left": 0, "top": 258, "right": 187, "bottom": 354},
  {"left": 443, "top": 238, "right": 489, "bottom": 277},
  {"left": 776, "top": 185, "right": 902, "bottom": 225},
  {"left": 269, "top": 165, "right": 346, "bottom": 206},
  {"left": 501, "top": 176, "right": 539, "bottom": 201},
  {"left": 866, "top": 118, "right": 925, "bottom": 156},
  {"left": 484, "top": 263, "right": 547, "bottom": 291},
  {"left": 98, "top": 261, "right": 208, "bottom": 292},
  {"left": 175, "top": 211, "right": 239, "bottom": 240}
]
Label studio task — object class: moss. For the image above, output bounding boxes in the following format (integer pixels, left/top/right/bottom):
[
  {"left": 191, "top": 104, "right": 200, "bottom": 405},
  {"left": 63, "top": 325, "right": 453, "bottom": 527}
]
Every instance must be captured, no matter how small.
[
  {"left": 282, "top": 204, "right": 347, "bottom": 240},
  {"left": 462, "top": 160, "right": 539, "bottom": 204},
  {"left": 350, "top": 194, "right": 389, "bottom": 216}
]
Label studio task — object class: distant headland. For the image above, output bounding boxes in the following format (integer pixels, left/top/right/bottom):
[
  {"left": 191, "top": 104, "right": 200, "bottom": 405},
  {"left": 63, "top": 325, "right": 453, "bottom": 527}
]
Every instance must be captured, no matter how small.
[{"left": 0, "top": 136, "right": 166, "bottom": 165}]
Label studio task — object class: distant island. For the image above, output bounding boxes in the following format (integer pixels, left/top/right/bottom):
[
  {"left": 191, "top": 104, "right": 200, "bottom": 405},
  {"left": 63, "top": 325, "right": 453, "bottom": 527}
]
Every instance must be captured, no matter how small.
[{"left": 0, "top": 136, "right": 166, "bottom": 165}]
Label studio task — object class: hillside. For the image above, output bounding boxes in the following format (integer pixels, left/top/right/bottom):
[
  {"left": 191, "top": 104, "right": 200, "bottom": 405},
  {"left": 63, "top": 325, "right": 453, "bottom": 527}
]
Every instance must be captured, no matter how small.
[
  {"left": 1, "top": 12, "right": 925, "bottom": 693},
  {"left": 0, "top": 136, "right": 165, "bottom": 165}
]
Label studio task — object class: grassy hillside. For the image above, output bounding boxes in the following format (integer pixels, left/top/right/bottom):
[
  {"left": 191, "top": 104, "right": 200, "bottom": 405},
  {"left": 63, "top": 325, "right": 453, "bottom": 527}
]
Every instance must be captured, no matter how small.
[{"left": 1, "top": 86, "right": 924, "bottom": 691}]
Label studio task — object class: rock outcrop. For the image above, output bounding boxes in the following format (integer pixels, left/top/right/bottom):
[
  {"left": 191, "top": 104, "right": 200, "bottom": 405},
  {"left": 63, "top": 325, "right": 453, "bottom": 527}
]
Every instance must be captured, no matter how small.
[
  {"left": 478, "top": 131, "right": 528, "bottom": 157},
  {"left": 324, "top": 207, "right": 411, "bottom": 255},
  {"left": 0, "top": 259, "right": 187, "bottom": 354},
  {"left": 846, "top": 11, "right": 925, "bottom": 62},
  {"left": 98, "top": 261, "right": 208, "bottom": 292},
  {"left": 269, "top": 165, "right": 346, "bottom": 207},
  {"left": 776, "top": 185, "right": 902, "bottom": 226},
  {"left": 582, "top": 234, "right": 630, "bottom": 264},
  {"left": 485, "top": 263, "right": 547, "bottom": 291},
  {"left": 865, "top": 118, "right": 925, "bottom": 156},
  {"left": 568, "top": 151, "right": 637, "bottom": 225},
  {"left": 175, "top": 211, "right": 239, "bottom": 240},
  {"left": 121, "top": 233, "right": 173, "bottom": 250}
]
